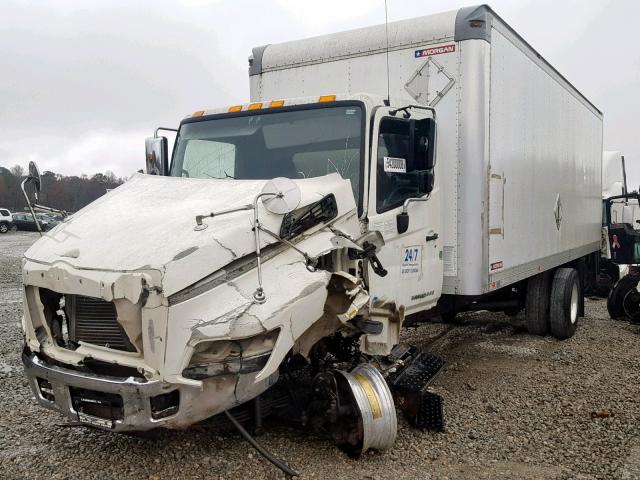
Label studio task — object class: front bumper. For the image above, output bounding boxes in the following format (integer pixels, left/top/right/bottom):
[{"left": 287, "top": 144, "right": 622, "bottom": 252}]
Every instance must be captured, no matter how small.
[
  {"left": 23, "top": 348, "right": 276, "bottom": 431},
  {"left": 24, "top": 350, "right": 187, "bottom": 432}
]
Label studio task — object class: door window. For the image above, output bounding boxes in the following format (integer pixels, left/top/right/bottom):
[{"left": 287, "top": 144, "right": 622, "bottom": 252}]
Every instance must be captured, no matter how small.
[{"left": 376, "top": 117, "right": 434, "bottom": 213}]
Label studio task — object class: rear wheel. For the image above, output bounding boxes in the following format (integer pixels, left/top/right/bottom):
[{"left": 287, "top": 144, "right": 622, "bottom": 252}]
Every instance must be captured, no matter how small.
[
  {"left": 607, "top": 274, "right": 640, "bottom": 321},
  {"left": 550, "top": 268, "right": 581, "bottom": 339},
  {"left": 0, "top": 222, "right": 9, "bottom": 234},
  {"left": 525, "top": 272, "right": 552, "bottom": 335}
]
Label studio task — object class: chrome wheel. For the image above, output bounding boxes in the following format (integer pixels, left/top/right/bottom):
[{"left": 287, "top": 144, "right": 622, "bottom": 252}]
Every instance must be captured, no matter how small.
[
  {"left": 331, "top": 363, "right": 397, "bottom": 456},
  {"left": 570, "top": 282, "right": 579, "bottom": 324}
]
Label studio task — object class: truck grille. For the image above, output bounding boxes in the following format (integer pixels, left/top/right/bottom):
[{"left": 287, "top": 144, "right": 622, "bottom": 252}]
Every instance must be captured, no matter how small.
[{"left": 67, "top": 295, "right": 136, "bottom": 352}]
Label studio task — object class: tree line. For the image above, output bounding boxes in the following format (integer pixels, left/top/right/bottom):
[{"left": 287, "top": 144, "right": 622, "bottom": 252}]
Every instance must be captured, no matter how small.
[{"left": 0, "top": 165, "right": 125, "bottom": 213}]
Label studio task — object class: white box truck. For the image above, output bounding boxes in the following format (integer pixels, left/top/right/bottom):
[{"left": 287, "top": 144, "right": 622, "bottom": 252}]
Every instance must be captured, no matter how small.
[{"left": 20, "top": 4, "right": 602, "bottom": 460}]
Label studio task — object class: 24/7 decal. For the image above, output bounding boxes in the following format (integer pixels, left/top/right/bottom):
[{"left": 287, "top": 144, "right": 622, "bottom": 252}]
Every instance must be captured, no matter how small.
[{"left": 401, "top": 246, "right": 421, "bottom": 278}]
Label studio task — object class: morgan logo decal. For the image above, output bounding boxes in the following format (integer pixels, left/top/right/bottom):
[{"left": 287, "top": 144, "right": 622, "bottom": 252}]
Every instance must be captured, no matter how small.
[
  {"left": 490, "top": 261, "right": 503, "bottom": 271},
  {"left": 414, "top": 44, "right": 455, "bottom": 58}
]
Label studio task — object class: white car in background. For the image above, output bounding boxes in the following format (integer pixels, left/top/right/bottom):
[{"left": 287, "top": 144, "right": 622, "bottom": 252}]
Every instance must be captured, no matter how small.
[{"left": 0, "top": 208, "right": 13, "bottom": 233}]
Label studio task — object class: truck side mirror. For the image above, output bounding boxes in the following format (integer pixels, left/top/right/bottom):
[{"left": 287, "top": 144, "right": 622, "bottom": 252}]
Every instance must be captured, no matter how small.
[
  {"left": 145, "top": 136, "right": 168, "bottom": 175},
  {"left": 420, "top": 170, "right": 434, "bottom": 194},
  {"left": 413, "top": 119, "right": 436, "bottom": 194},
  {"left": 397, "top": 212, "right": 409, "bottom": 234},
  {"left": 27, "top": 161, "right": 42, "bottom": 197},
  {"left": 414, "top": 118, "right": 436, "bottom": 169}
]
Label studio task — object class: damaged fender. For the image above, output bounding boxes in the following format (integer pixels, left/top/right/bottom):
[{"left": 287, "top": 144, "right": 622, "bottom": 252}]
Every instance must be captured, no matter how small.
[{"left": 165, "top": 229, "right": 369, "bottom": 393}]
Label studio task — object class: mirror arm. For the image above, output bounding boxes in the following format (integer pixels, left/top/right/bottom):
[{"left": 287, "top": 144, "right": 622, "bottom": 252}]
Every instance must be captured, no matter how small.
[
  {"left": 397, "top": 194, "right": 431, "bottom": 234},
  {"left": 194, "top": 204, "right": 254, "bottom": 229},
  {"left": 154, "top": 127, "right": 178, "bottom": 138},
  {"left": 193, "top": 178, "right": 300, "bottom": 304},
  {"left": 251, "top": 192, "right": 282, "bottom": 304},
  {"left": 257, "top": 224, "right": 317, "bottom": 270},
  {"left": 20, "top": 178, "right": 43, "bottom": 236},
  {"left": 32, "top": 203, "right": 68, "bottom": 218},
  {"left": 401, "top": 194, "right": 430, "bottom": 214},
  {"left": 389, "top": 105, "right": 436, "bottom": 120}
]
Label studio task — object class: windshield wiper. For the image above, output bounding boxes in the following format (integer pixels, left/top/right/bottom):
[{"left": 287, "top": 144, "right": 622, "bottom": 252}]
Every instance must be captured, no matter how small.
[{"left": 203, "top": 171, "right": 236, "bottom": 180}]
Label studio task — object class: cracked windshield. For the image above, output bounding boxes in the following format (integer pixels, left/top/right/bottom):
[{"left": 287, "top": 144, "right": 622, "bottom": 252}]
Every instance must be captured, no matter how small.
[{"left": 171, "top": 105, "right": 363, "bottom": 198}]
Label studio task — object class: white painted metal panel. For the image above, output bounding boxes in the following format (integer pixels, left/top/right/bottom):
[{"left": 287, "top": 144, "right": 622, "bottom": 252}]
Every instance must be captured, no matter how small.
[
  {"left": 257, "top": 10, "right": 456, "bottom": 72},
  {"left": 447, "top": 39, "right": 491, "bottom": 295},
  {"left": 486, "top": 28, "right": 602, "bottom": 290}
]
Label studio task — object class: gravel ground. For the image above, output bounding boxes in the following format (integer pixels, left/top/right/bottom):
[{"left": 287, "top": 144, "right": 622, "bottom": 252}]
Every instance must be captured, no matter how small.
[{"left": 1, "top": 230, "right": 640, "bottom": 479}]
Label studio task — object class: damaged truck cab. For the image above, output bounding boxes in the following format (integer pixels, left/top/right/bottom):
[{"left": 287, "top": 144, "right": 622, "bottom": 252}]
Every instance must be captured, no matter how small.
[{"left": 21, "top": 93, "right": 440, "bottom": 444}]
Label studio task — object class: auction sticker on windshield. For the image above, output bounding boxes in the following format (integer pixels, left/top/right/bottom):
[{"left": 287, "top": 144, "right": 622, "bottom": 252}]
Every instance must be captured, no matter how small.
[{"left": 384, "top": 157, "right": 406, "bottom": 173}]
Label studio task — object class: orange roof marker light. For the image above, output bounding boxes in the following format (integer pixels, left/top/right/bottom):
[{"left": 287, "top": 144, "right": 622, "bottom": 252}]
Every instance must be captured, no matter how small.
[
  {"left": 319, "top": 95, "right": 336, "bottom": 102},
  {"left": 269, "top": 100, "right": 285, "bottom": 108},
  {"left": 192, "top": 110, "right": 205, "bottom": 117},
  {"left": 228, "top": 105, "right": 243, "bottom": 113},
  {"left": 248, "top": 102, "right": 263, "bottom": 110}
]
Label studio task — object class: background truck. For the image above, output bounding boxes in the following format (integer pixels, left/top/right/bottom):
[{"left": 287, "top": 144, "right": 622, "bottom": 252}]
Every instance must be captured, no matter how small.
[
  {"left": 20, "top": 4, "right": 602, "bottom": 464},
  {"left": 599, "top": 151, "right": 638, "bottom": 294},
  {"left": 600, "top": 151, "right": 640, "bottom": 321}
]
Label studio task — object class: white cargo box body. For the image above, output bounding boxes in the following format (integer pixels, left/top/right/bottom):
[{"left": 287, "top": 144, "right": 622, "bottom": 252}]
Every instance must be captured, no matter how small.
[{"left": 249, "top": 5, "right": 603, "bottom": 296}]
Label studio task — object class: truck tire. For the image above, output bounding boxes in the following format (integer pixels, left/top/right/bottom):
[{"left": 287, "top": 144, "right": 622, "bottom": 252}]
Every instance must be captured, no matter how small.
[
  {"left": 525, "top": 272, "right": 552, "bottom": 335},
  {"left": 549, "top": 268, "right": 580, "bottom": 340},
  {"left": 0, "top": 222, "right": 8, "bottom": 234},
  {"left": 607, "top": 274, "right": 640, "bottom": 321}
]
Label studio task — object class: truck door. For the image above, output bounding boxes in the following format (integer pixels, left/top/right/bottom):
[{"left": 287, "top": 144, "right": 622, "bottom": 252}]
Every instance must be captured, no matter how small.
[{"left": 366, "top": 107, "right": 442, "bottom": 315}]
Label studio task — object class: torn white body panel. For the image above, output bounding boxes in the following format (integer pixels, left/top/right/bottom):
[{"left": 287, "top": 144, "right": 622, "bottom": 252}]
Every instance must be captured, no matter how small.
[
  {"left": 166, "top": 253, "right": 331, "bottom": 396},
  {"left": 24, "top": 173, "right": 358, "bottom": 296}
]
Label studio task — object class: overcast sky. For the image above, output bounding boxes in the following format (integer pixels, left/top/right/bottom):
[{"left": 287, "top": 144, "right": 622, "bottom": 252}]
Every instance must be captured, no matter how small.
[{"left": 1, "top": 0, "right": 639, "bottom": 185}]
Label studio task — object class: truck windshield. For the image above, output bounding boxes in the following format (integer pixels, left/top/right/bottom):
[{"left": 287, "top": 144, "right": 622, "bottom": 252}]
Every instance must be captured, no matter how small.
[{"left": 171, "top": 104, "right": 363, "bottom": 199}]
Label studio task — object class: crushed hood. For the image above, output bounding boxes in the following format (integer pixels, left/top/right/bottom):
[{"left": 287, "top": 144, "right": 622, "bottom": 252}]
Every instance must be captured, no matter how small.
[{"left": 24, "top": 173, "right": 357, "bottom": 296}]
